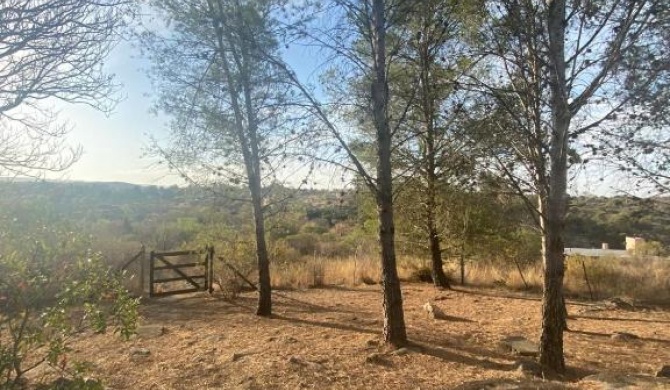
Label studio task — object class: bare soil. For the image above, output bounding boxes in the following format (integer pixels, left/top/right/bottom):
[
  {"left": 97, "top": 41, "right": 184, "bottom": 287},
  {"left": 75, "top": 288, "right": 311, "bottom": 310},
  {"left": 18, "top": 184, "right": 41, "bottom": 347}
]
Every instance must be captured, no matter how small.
[{"left": 58, "top": 284, "right": 670, "bottom": 389}]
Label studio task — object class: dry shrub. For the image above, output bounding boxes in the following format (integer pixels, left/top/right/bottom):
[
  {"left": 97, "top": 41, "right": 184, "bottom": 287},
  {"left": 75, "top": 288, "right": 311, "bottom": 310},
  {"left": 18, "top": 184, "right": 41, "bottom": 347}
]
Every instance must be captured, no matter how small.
[
  {"left": 270, "top": 255, "right": 427, "bottom": 289},
  {"left": 272, "top": 255, "right": 380, "bottom": 288},
  {"left": 450, "top": 256, "right": 670, "bottom": 302},
  {"left": 564, "top": 256, "right": 670, "bottom": 302}
]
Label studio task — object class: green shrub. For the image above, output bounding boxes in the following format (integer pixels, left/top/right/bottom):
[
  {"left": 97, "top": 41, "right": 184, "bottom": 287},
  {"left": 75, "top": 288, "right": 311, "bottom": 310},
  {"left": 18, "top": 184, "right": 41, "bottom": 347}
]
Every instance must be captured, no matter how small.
[{"left": 0, "top": 233, "right": 138, "bottom": 387}]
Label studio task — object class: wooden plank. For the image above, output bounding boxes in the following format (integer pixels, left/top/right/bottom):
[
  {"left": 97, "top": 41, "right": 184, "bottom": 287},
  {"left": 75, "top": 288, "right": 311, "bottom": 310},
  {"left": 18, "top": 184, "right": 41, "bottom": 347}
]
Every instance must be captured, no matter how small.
[
  {"left": 149, "top": 251, "right": 155, "bottom": 297},
  {"left": 219, "top": 257, "right": 258, "bottom": 291},
  {"left": 153, "top": 275, "right": 206, "bottom": 284},
  {"left": 151, "top": 288, "right": 203, "bottom": 297},
  {"left": 207, "top": 247, "right": 214, "bottom": 294},
  {"left": 153, "top": 250, "right": 200, "bottom": 257},
  {"left": 154, "top": 255, "right": 202, "bottom": 290},
  {"left": 153, "top": 262, "right": 204, "bottom": 271}
]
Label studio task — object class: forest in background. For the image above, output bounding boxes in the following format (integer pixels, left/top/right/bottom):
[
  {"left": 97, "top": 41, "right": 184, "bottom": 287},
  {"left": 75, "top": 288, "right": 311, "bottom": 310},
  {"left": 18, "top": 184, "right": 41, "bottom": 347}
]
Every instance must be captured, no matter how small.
[{"left": 2, "top": 180, "right": 668, "bottom": 267}]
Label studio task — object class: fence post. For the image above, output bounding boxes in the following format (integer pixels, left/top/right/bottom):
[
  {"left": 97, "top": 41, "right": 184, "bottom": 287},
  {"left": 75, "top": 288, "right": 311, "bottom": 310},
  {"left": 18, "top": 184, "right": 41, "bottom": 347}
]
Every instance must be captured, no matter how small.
[
  {"left": 582, "top": 259, "right": 595, "bottom": 300},
  {"left": 139, "top": 245, "right": 146, "bottom": 295},
  {"left": 149, "top": 250, "right": 155, "bottom": 298},
  {"left": 207, "top": 246, "right": 214, "bottom": 294}
]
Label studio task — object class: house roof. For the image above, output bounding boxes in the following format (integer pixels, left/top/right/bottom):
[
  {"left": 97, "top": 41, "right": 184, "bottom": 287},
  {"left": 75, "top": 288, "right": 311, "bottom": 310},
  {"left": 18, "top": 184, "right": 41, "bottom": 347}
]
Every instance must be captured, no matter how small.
[{"left": 564, "top": 248, "right": 629, "bottom": 258}]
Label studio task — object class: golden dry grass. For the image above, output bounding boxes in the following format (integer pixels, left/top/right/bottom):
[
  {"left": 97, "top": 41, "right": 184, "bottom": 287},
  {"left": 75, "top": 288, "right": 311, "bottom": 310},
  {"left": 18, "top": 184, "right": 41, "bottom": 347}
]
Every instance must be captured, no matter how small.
[{"left": 271, "top": 255, "right": 670, "bottom": 303}]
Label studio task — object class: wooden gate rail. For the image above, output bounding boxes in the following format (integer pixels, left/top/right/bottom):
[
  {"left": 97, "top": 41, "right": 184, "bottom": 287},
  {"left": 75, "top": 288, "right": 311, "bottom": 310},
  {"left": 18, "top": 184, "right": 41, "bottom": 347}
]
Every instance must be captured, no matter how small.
[{"left": 149, "top": 247, "right": 214, "bottom": 298}]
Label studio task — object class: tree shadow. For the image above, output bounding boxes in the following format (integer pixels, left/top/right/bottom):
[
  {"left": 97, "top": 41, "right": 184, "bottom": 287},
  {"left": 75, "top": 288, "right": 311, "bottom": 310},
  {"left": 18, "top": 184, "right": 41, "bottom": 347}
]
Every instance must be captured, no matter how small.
[
  {"left": 452, "top": 287, "right": 594, "bottom": 307},
  {"left": 451, "top": 378, "right": 570, "bottom": 390},
  {"left": 273, "top": 291, "right": 364, "bottom": 315},
  {"left": 271, "top": 313, "right": 380, "bottom": 336},
  {"left": 406, "top": 341, "right": 514, "bottom": 371},
  {"left": 572, "top": 314, "right": 670, "bottom": 324},
  {"left": 568, "top": 329, "right": 670, "bottom": 345}
]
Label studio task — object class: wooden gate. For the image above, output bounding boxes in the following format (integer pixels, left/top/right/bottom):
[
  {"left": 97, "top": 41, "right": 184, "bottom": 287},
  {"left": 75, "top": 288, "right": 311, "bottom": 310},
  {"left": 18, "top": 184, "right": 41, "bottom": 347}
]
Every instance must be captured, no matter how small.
[{"left": 149, "top": 247, "right": 214, "bottom": 297}]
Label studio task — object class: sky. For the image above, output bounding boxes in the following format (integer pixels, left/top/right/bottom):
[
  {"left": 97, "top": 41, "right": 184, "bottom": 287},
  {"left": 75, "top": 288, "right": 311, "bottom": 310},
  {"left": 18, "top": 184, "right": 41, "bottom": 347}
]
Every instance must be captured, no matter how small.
[
  {"left": 46, "top": 40, "right": 177, "bottom": 186},
  {"left": 44, "top": 28, "right": 329, "bottom": 188},
  {"left": 33, "top": 13, "right": 638, "bottom": 196}
]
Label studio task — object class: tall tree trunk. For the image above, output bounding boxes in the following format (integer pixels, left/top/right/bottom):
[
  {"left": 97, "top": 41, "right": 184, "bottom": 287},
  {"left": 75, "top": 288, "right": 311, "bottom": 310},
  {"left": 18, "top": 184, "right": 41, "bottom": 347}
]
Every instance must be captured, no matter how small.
[
  {"left": 428, "top": 220, "right": 449, "bottom": 289},
  {"left": 426, "top": 168, "right": 449, "bottom": 289},
  {"left": 418, "top": 18, "right": 448, "bottom": 290},
  {"left": 249, "top": 172, "right": 272, "bottom": 316},
  {"left": 371, "top": 0, "right": 407, "bottom": 347},
  {"left": 540, "top": 0, "right": 570, "bottom": 373},
  {"left": 207, "top": 0, "right": 272, "bottom": 317}
]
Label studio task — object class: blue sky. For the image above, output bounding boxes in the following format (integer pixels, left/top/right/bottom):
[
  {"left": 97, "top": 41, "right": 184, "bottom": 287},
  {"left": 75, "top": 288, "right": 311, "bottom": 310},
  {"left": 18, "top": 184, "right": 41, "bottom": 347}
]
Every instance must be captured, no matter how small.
[
  {"left": 40, "top": 20, "right": 632, "bottom": 196},
  {"left": 46, "top": 40, "right": 177, "bottom": 186},
  {"left": 47, "top": 32, "right": 329, "bottom": 187}
]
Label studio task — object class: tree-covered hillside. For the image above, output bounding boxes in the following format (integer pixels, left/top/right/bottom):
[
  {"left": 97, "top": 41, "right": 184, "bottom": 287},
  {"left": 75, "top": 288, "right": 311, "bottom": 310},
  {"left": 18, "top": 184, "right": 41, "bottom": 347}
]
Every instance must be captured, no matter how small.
[
  {"left": 1, "top": 181, "right": 668, "bottom": 260},
  {"left": 566, "top": 196, "right": 670, "bottom": 249}
]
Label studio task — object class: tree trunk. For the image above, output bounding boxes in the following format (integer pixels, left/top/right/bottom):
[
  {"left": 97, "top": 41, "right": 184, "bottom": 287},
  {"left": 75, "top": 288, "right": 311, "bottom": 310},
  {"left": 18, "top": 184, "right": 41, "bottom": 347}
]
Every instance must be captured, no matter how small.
[
  {"left": 250, "top": 173, "right": 272, "bottom": 316},
  {"left": 207, "top": 0, "right": 272, "bottom": 317},
  {"left": 429, "top": 222, "right": 450, "bottom": 289},
  {"left": 371, "top": 0, "right": 407, "bottom": 347},
  {"left": 540, "top": 0, "right": 570, "bottom": 373},
  {"left": 539, "top": 203, "right": 566, "bottom": 372},
  {"left": 460, "top": 249, "right": 465, "bottom": 285}
]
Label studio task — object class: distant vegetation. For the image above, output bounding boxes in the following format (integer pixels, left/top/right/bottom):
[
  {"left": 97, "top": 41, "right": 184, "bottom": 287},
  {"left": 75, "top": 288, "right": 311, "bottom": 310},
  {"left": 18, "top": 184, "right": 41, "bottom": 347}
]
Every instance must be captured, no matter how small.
[
  {"left": 1, "top": 180, "right": 668, "bottom": 266},
  {"left": 567, "top": 196, "right": 670, "bottom": 250}
]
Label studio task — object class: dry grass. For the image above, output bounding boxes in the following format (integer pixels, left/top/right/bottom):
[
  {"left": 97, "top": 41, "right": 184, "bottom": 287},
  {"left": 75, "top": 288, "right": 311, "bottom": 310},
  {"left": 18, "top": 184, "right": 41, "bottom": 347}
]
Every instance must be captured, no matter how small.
[
  {"left": 271, "top": 255, "right": 670, "bottom": 303},
  {"left": 271, "top": 255, "right": 430, "bottom": 289},
  {"left": 26, "top": 284, "right": 670, "bottom": 389}
]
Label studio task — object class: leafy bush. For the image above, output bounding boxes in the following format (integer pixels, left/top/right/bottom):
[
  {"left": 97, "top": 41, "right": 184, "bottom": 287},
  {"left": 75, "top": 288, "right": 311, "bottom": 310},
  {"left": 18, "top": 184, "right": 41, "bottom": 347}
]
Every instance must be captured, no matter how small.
[{"left": 0, "top": 232, "right": 138, "bottom": 387}]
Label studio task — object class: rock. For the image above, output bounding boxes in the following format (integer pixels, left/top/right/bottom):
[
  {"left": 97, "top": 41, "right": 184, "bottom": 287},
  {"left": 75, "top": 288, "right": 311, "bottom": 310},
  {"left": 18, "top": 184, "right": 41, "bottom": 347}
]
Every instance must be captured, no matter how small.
[
  {"left": 129, "top": 347, "right": 151, "bottom": 361},
  {"left": 365, "top": 353, "right": 386, "bottom": 364},
  {"left": 229, "top": 352, "right": 248, "bottom": 362},
  {"left": 136, "top": 325, "right": 165, "bottom": 338},
  {"left": 365, "top": 338, "right": 380, "bottom": 348},
  {"left": 515, "top": 359, "right": 542, "bottom": 377},
  {"left": 284, "top": 336, "right": 299, "bottom": 344},
  {"left": 130, "top": 347, "right": 151, "bottom": 356},
  {"left": 423, "top": 302, "right": 448, "bottom": 320},
  {"left": 656, "top": 365, "right": 670, "bottom": 378},
  {"left": 604, "top": 297, "right": 634, "bottom": 310},
  {"left": 391, "top": 347, "right": 410, "bottom": 356},
  {"left": 583, "top": 372, "right": 670, "bottom": 388},
  {"left": 611, "top": 331, "right": 639, "bottom": 341},
  {"left": 288, "top": 355, "right": 304, "bottom": 364},
  {"left": 500, "top": 336, "right": 539, "bottom": 357}
]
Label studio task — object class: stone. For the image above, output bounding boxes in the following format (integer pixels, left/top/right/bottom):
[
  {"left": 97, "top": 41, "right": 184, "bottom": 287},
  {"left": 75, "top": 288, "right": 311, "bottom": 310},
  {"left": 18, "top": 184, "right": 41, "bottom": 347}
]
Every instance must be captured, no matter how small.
[
  {"left": 129, "top": 347, "right": 151, "bottom": 361},
  {"left": 136, "top": 325, "right": 165, "bottom": 339},
  {"left": 130, "top": 347, "right": 151, "bottom": 356},
  {"left": 500, "top": 336, "right": 539, "bottom": 357},
  {"left": 604, "top": 297, "right": 634, "bottom": 310},
  {"left": 611, "top": 331, "right": 639, "bottom": 341},
  {"left": 656, "top": 365, "right": 670, "bottom": 378},
  {"left": 288, "top": 355, "right": 305, "bottom": 365},
  {"left": 365, "top": 353, "right": 385, "bottom": 364},
  {"left": 583, "top": 372, "right": 670, "bottom": 388},
  {"left": 365, "top": 339, "right": 380, "bottom": 348},
  {"left": 229, "top": 352, "right": 248, "bottom": 362},
  {"left": 391, "top": 347, "right": 410, "bottom": 356},
  {"left": 423, "top": 302, "right": 448, "bottom": 320},
  {"left": 515, "top": 359, "right": 542, "bottom": 377}
]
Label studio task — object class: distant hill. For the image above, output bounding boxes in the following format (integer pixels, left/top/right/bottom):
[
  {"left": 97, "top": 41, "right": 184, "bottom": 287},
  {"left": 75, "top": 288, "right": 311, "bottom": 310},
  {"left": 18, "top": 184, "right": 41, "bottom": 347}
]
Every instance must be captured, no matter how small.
[
  {"left": 1, "top": 180, "right": 668, "bottom": 252},
  {"left": 566, "top": 196, "right": 670, "bottom": 249}
]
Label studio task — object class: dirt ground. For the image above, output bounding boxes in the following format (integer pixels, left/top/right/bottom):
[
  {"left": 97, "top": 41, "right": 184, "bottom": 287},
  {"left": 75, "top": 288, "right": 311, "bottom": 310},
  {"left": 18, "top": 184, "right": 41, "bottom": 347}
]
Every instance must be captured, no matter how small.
[{"left": 58, "top": 284, "right": 670, "bottom": 389}]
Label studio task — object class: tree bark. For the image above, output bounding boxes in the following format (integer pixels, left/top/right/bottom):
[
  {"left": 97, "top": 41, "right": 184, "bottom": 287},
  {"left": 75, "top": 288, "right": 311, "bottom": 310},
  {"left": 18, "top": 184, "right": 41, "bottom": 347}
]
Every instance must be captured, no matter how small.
[
  {"left": 207, "top": 0, "right": 272, "bottom": 317},
  {"left": 250, "top": 174, "right": 272, "bottom": 316},
  {"left": 429, "top": 222, "right": 450, "bottom": 289},
  {"left": 371, "top": 0, "right": 407, "bottom": 347},
  {"left": 540, "top": 0, "right": 570, "bottom": 373}
]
